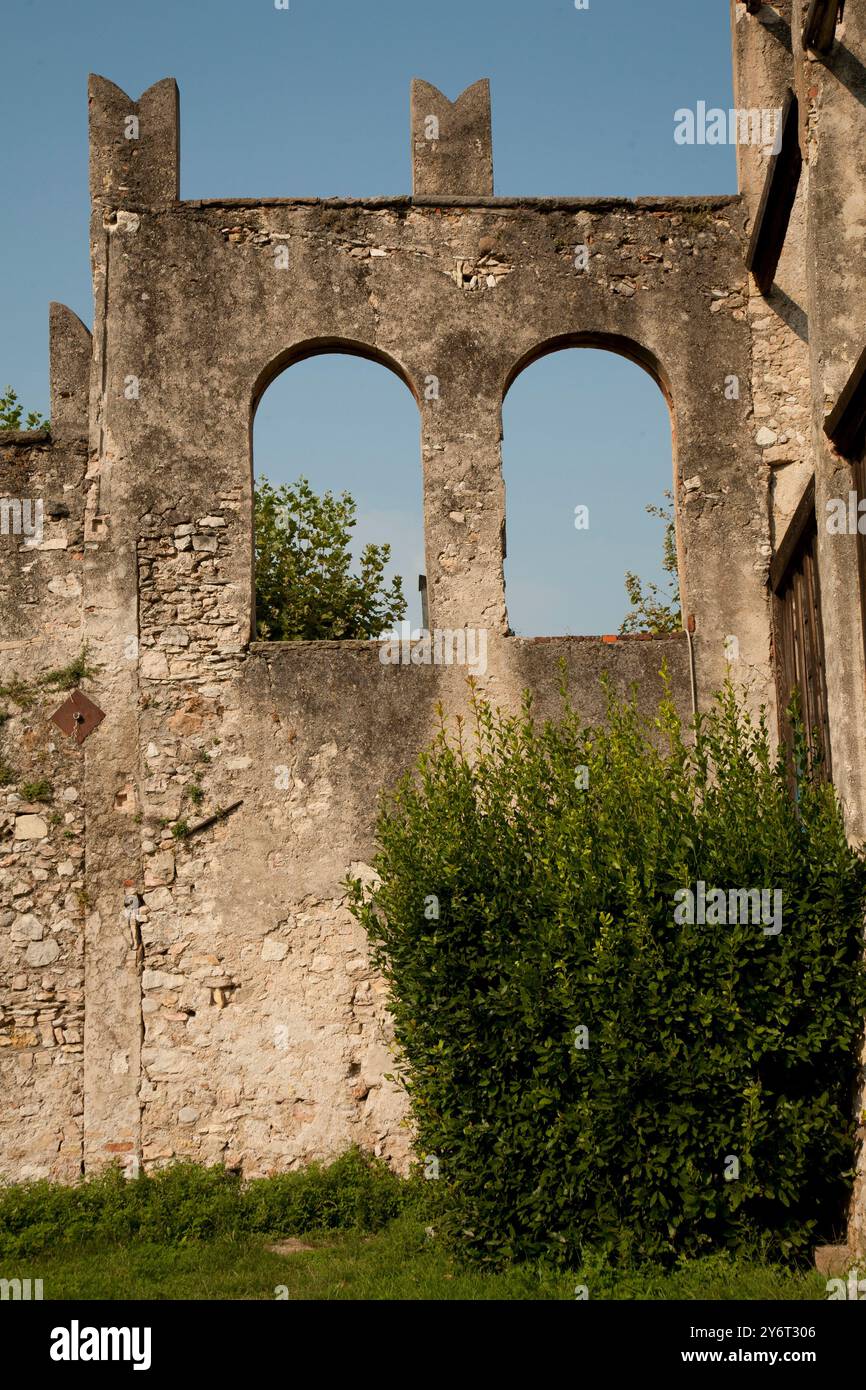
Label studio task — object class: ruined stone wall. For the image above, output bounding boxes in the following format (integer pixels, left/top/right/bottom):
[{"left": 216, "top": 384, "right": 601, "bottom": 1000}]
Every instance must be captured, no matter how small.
[
  {"left": 732, "top": 0, "right": 866, "bottom": 825},
  {"left": 796, "top": 0, "right": 866, "bottom": 1253},
  {"left": 732, "top": 0, "right": 814, "bottom": 542},
  {"left": 1, "top": 31, "right": 863, "bottom": 1248},
  {"left": 0, "top": 307, "right": 91, "bottom": 1178},
  {"left": 731, "top": 0, "right": 866, "bottom": 1248}
]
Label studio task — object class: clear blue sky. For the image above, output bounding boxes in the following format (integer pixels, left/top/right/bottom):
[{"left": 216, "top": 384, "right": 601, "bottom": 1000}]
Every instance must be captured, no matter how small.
[{"left": 2, "top": 0, "right": 738, "bottom": 634}]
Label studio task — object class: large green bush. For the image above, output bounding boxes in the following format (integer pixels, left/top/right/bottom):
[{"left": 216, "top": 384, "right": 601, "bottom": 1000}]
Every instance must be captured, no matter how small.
[{"left": 348, "top": 680, "right": 866, "bottom": 1267}]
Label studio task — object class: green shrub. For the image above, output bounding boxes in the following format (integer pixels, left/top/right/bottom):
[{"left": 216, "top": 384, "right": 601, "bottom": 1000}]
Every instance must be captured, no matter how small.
[
  {"left": 243, "top": 1148, "right": 407, "bottom": 1235},
  {"left": 0, "top": 1149, "right": 409, "bottom": 1258},
  {"left": 348, "top": 679, "right": 866, "bottom": 1268}
]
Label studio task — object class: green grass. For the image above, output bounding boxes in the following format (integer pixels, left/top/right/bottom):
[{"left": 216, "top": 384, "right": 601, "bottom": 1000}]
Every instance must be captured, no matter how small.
[
  {"left": 1, "top": 1218, "right": 830, "bottom": 1301},
  {"left": 0, "top": 1152, "right": 835, "bottom": 1300}
]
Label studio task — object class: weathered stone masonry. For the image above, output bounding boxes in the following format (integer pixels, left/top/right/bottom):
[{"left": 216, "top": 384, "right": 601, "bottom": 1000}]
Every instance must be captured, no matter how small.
[{"left": 1, "top": 0, "right": 865, "bottom": 1247}]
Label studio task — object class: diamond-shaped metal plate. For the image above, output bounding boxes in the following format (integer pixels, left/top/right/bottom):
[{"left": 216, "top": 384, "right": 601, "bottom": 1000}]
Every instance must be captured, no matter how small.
[{"left": 51, "top": 690, "right": 105, "bottom": 744}]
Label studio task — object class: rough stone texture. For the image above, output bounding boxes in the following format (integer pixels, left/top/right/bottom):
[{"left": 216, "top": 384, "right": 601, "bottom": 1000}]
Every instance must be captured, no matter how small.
[
  {"left": 0, "top": 289, "right": 91, "bottom": 1179},
  {"left": 1, "top": 12, "right": 865, "bottom": 1249},
  {"left": 411, "top": 79, "right": 494, "bottom": 197},
  {"left": 88, "top": 75, "right": 179, "bottom": 207},
  {"left": 814, "top": 1243, "right": 854, "bottom": 1278}
]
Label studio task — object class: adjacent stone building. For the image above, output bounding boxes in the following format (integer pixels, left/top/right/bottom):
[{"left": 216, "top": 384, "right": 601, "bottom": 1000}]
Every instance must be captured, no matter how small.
[{"left": 1, "top": 0, "right": 864, "bottom": 1249}]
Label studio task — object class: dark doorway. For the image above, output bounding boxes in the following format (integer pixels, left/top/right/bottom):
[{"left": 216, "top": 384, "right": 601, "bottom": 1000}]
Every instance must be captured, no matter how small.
[{"left": 771, "top": 484, "right": 832, "bottom": 781}]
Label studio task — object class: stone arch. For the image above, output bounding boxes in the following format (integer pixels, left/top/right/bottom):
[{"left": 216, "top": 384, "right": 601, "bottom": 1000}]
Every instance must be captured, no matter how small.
[
  {"left": 500, "top": 332, "right": 683, "bottom": 636},
  {"left": 250, "top": 337, "right": 421, "bottom": 423},
  {"left": 503, "top": 330, "right": 675, "bottom": 427},
  {"left": 248, "top": 337, "right": 424, "bottom": 640}
]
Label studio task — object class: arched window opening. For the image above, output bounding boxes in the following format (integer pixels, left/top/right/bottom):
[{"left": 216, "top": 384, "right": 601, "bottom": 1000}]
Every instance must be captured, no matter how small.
[
  {"left": 501, "top": 346, "right": 679, "bottom": 637},
  {"left": 252, "top": 351, "right": 423, "bottom": 640}
]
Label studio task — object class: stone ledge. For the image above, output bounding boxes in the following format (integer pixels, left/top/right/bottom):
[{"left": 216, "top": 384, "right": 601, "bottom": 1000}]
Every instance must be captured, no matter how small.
[
  {"left": 112, "top": 194, "right": 744, "bottom": 215},
  {"left": 0, "top": 429, "right": 51, "bottom": 445}
]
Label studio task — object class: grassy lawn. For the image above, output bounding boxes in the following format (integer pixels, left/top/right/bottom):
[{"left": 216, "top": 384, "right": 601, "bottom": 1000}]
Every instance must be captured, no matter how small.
[{"left": 5, "top": 1217, "right": 830, "bottom": 1301}]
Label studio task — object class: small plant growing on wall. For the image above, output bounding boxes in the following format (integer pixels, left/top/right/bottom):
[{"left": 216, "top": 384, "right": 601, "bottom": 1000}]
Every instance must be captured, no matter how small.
[
  {"left": 18, "top": 779, "right": 53, "bottom": 804},
  {"left": 620, "top": 491, "right": 682, "bottom": 635}
]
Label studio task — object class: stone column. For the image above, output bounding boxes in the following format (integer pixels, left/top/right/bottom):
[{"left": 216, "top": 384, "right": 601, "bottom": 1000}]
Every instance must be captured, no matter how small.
[{"left": 81, "top": 74, "right": 180, "bottom": 1172}]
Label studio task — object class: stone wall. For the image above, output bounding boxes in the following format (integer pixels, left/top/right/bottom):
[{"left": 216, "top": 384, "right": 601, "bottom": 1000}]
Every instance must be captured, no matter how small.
[
  {"left": 0, "top": 306, "right": 90, "bottom": 1179},
  {"left": 731, "top": 0, "right": 866, "bottom": 1247},
  {"left": 0, "top": 26, "right": 864, "bottom": 1251}
]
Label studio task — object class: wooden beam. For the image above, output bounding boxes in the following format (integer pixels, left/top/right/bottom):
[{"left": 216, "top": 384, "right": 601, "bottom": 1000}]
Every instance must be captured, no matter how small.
[
  {"left": 803, "top": 0, "right": 843, "bottom": 54},
  {"left": 770, "top": 477, "right": 816, "bottom": 594},
  {"left": 746, "top": 90, "right": 802, "bottom": 294},
  {"left": 825, "top": 344, "right": 866, "bottom": 458}
]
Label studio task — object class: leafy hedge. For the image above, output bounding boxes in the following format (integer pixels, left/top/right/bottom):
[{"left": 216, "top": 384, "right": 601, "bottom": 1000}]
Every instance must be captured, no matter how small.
[
  {"left": 348, "top": 681, "right": 866, "bottom": 1267},
  {"left": 0, "top": 1149, "right": 408, "bottom": 1259}
]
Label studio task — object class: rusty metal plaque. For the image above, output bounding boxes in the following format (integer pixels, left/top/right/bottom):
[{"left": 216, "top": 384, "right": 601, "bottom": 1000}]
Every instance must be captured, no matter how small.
[{"left": 51, "top": 690, "right": 105, "bottom": 744}]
